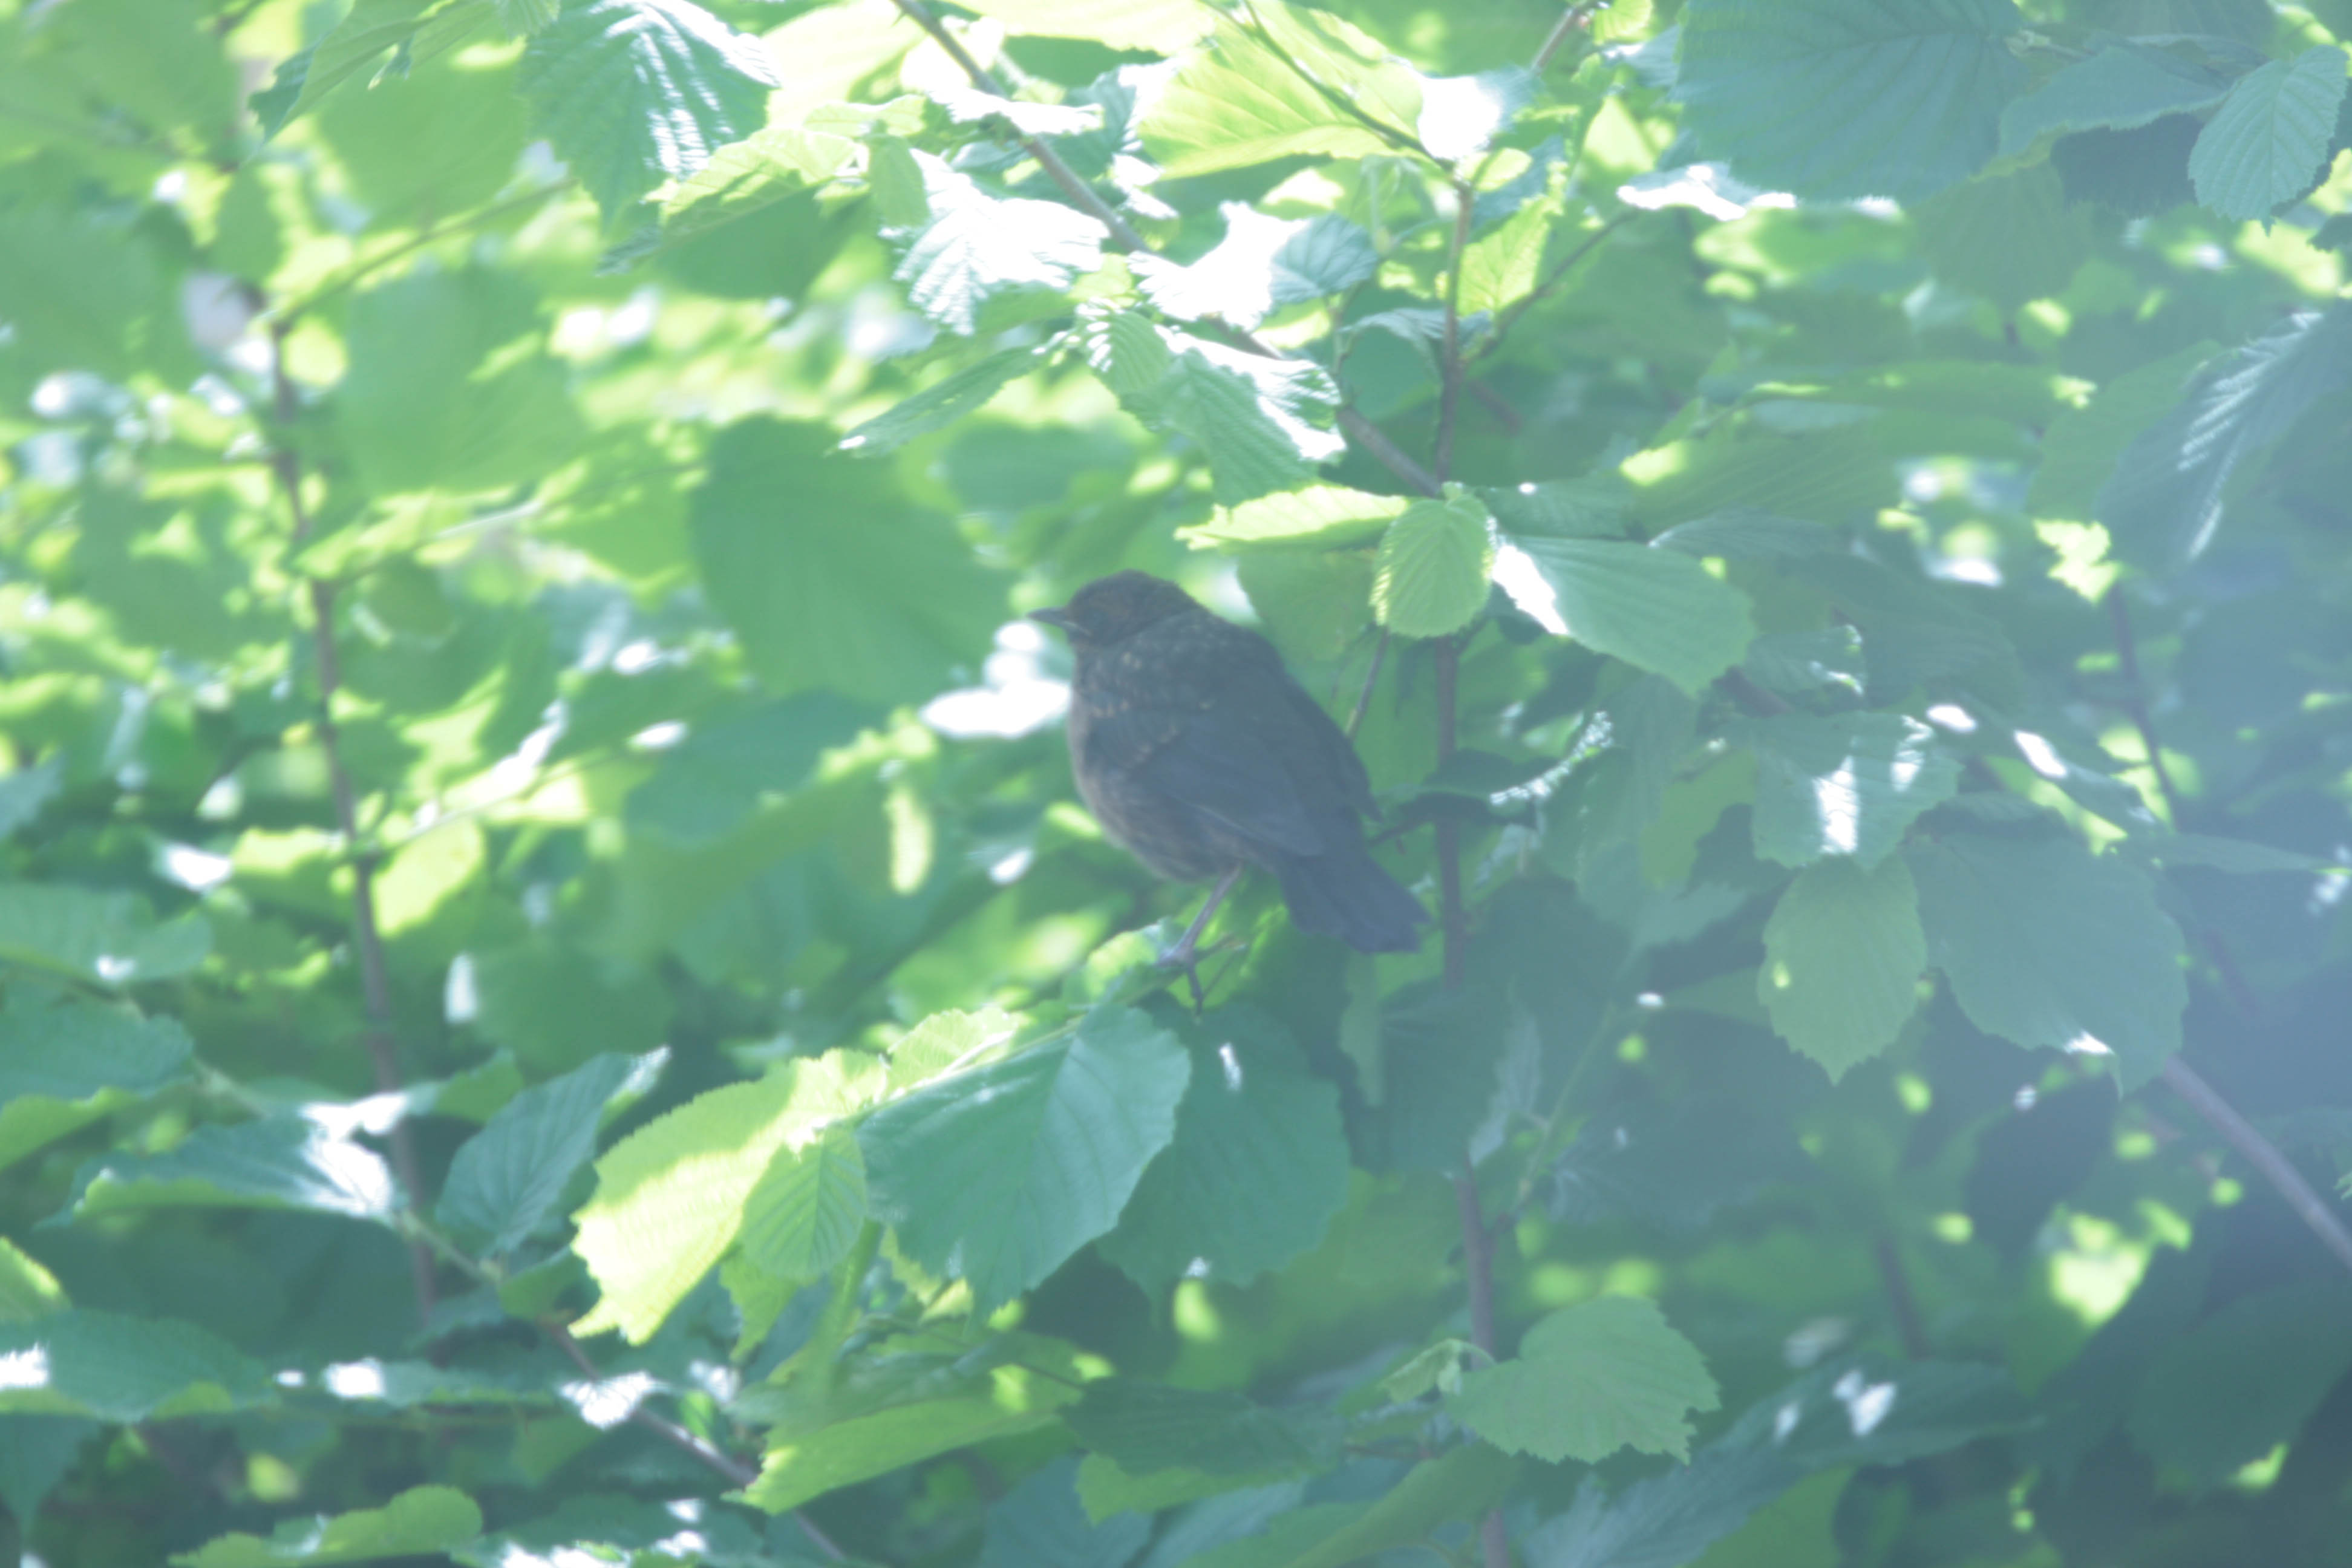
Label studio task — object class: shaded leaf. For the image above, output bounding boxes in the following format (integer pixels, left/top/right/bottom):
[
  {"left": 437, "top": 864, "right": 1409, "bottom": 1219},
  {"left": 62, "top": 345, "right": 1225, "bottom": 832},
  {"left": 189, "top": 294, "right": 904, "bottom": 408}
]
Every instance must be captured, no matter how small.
[
  {"left": 1759, "top": 857, "right": 1927, "bottom": 1080},
  {"left": 1447, "top": 1296, "right": 1718, "bottom": 1463}
]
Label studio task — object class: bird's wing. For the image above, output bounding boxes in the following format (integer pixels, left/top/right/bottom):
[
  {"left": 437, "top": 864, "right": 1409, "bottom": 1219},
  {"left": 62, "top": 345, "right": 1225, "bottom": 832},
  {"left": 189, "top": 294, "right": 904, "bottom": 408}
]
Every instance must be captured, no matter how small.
[{"left": 1086, "top": 701, "right": 1328, "bottom": 856}]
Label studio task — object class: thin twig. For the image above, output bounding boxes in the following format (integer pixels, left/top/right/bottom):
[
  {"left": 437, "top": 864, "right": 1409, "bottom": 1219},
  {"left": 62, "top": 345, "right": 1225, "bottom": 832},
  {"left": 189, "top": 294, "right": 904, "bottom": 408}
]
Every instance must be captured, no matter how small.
[
  {"left": 542, "top": 1321, "right": 769, "bottom": 1494},
  {"left": 1454, "top": 1165, "right": 1509, "bottom": 1568},
  {"left": 1346, "top": 630, "right": 1391, "bottom": 739},
  {"left": 2103, "top": 585, "right": 2186, "bottom": 823},
  {"left": 886, "top": 0, "right": 1456, "bottom": 506},
  {"left": 1471, "top": 211, "right": 1639, "bottom": 370},
  {"left": 889, "top": 0, "right": 1149, "bottom": 251},
  {"left": 1433, "top": 637, "right": 1467, "bottom": 988},
  {"left": 1873, "top": 1235, "right": 1929, "bottom": 1359},
  {"left": 265, "top": 321, "right": 438, "bottom": 1330},
  {"left": 277, "top": 183, "right": 566, "bottom": 325},
  {"left": 1530, "top": 1, "right": 1610, "bottom": 73},
  {"left": 2160, "top": 1058, "right": 2352, "bottom": 1279}
]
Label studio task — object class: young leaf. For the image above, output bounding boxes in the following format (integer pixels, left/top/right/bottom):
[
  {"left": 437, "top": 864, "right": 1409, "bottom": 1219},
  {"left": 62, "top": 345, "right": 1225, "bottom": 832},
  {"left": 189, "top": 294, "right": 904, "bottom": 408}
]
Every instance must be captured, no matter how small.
[
  {"left": 1492, "top": 536, "right": 1755, "bottom": 694},
  {"left": 517, "top": 0, "right": 779, "bottom": 220},
  {"left": 1906, "top": 825, "right": 2187, "bottom": 1089},
  {"left": 859, "top": 1005, "right": 1189, "bottom": 1313},
  {"left": 1373, "top": 489, "right": 1495, "bottom": 639},
  {"left": 437, "top": 1052, "right": 664, "bottom": 1258},
  {"left": 1096, "top": 1008, "right": 1350, "bottom": 1295},
  {"left": 1745, "top": 711, "right": 1959, "bottom": 868},
  {"left": 2186, "top": 47, "right": 2350, "bottom": 221},
  {"left": 1759, "top": 856, "right": 1927, "bottom": 1080},
  {"left": 1677, "top": 0, "right": 2025, "bottom": 202},
  {"left": 170, "top": 1485, "right": 483, "bottom": 1568},
  {"left": 1446, "top": 1295, "right": 1719, "bottom": 1463}
]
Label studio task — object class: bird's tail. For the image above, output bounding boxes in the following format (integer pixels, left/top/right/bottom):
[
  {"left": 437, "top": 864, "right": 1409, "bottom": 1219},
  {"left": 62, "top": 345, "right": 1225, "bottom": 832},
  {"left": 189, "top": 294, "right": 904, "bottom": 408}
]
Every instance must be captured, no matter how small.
[{"left": 1272, "top": 849, "right": 1426, "bottom": 953}]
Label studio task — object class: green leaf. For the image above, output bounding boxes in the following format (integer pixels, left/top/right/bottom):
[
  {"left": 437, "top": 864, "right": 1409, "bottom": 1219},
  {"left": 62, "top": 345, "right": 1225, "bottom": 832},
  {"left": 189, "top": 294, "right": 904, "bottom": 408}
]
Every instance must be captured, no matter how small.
[
  {"left": 278, "top": 0, "right": 448, "bottom": 129},
  {"left": 841, "top": 349, "right": 1044, "bottom": 456},
  {"left": 0, "top": 1310, "right": 274, "bottom": 1421},
  {"left": 1140, "top": 19, "right": 1406, "bottom": 176},
  {"left": 977, "top": 1457, "right": 1153, "bottom": 1568},
  {"left": 1523, "top": 1451, "right": 1798, "bottom": 1568},
  {"left": 740, "top": 1331, "right": 1092, "bottom": 1511},
  {"left": 1746, "top": 712, "right": 1959, "bottom": 868},
  {"left": 1064, "top": 1381, "right": 1340, "bottom": 1478},
  {"left": 860, "top": 1005, "right": 1190, "bottom": 1313},
  {"left": 468, "top": 943, "right": 672, "bottom": 1073},
  {"left": 1446, "top": 1295, "right": 1719, "bottom": 1463},
  {"left": 2127, "top": 1281, "right": 2352, "bottom": 1484},
  {"left": 1494, "top": 536, "right": 1756, "bottom": 695},
  {"left": 1117, "top": 333, "right": 1345, "bottom": 505},
  {"left": 737, "top": 1123, "right": 867, "bottom": 1284},
  {"left": 1458, "top": 176, "right": 1564, "bottom": 318},
  {"left": 171, "top": 1485, "right": 483, "bottom": 1567},
  {"left": 2028, "top": 342, "right": 2215, "bottom": 521},
  {"left": 571, "top": 1051, "right": 878, "bottom": 1341},
  {"left": 517, "top": 0, "right": 779, "bottom": 220},
  {"left": 891, "top": 153, "right": 1105, "bottom": 335},
  {"left": 0, "top": 996, "right": 192, "bottom": 1172},
  {"left": 1651, "top": 509, "right": 1838, "bottom": 560},
  {"left": 624, "top": 694, "right": 871, "bottom": 844},
  {"left": 0, "top": 206, "right": 194, "bottom": 384},
  {"left": 337, "top": 269, "right": 585, "bottom": 497},
  {"left": 1913, "top": 165, "right": 2093, "bottom": 310},
  {"left": 0, "top": 1415, "right": 97, "bottom": 1532},
  {"left": 2187, "top": 47, "right": 2350, "bottom": 221},
  {"left": 650, "top": 125, "right": 858, "bottom": 251},
  {"left": 67, "top": 1116, "right": 397, "bottom": 1221},
  {"left": 1677, "top": 0, "right": 2025, "bottom": 202},
  {"left": 1177, "top": 483, "right": 1409, "bottom": 553},
  {"left": 0, "top": 1240, "right": 64, "bottom": 1325},
  {"left": 1759, "top": 857, "right": 1927, "bottom": 1081},
  {"left": 1906, "top": 825, "right": 2187, "bottom": 1089},
  {"left": 1372, "top": 489, "right": 1495, "bottom": 639},
  {"left": 0, "top": 759, "right": 60, "bottom": 842},
  {"left": 436, "top": 1052, "right": 664, "bottom": 1257},
  {"left": 1997, "top": 43, "right": 2229, "bottom": 158},
  {"left": 0, "top": 883, "right": 209, "bottom": 988},
  {"left": 1095, "top": 1008, "right": 1351, "bottom": 1294},
  {"left": 1278, "top": 1445, "right": 1515, "bottom": 1568},
  {"left": 317, "top": 51, "right": 526, "bottom": 224},
  {"left": 689, "top": 419, "right": 1005, "bottom": 706},
  {"left": 1138, "top": 212, "right": 1377, "bottom": 330},
  {"left": 2095, "top": 304, "right": 2352, "bottom": 568}
]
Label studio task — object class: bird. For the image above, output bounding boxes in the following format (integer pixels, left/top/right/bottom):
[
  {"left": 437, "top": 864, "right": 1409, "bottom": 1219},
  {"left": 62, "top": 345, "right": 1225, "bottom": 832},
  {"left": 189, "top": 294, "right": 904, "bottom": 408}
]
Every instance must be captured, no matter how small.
[{"left": 1032, "top": 571, "right": 1425, "bottom": 984}]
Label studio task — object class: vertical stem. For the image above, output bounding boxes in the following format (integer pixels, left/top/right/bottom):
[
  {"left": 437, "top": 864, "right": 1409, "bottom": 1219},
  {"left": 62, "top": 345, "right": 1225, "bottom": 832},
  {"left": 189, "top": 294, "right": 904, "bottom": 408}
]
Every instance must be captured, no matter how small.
[
  {"left": 1431, "top": 171, "right": 1506, "bottom": 1568},
  {"left": 267, "top": 322, "right": 437, "bottom": 1327}
]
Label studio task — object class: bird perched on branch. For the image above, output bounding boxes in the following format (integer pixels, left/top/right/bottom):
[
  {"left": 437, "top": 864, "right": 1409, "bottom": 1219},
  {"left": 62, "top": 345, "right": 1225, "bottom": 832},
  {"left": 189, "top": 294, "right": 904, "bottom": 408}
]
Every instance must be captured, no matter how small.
[{"left": 1033, "top": 571, "right": 1425, "bottom": 979}]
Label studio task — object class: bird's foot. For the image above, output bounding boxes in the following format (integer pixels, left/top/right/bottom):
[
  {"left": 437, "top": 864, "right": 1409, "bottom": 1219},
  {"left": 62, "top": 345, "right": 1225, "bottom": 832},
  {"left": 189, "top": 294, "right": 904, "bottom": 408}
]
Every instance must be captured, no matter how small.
[{"left": 1154, "top": 939, "right": 1207, "bottom": 1014}]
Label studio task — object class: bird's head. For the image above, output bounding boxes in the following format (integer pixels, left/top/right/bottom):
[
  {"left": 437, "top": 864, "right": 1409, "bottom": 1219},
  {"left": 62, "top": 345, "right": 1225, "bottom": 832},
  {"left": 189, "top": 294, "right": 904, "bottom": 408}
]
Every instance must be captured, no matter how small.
[{"left": 1031, "top": 571, "right": 1199, "bottom": 650}]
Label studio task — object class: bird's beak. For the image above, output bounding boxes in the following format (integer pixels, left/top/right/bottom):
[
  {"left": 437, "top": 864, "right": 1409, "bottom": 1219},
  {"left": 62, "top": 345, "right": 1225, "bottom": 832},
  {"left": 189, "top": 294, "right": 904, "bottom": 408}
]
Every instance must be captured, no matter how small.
[{"left": 1030, "top": 606, "right": 1074, "bottom": 632}]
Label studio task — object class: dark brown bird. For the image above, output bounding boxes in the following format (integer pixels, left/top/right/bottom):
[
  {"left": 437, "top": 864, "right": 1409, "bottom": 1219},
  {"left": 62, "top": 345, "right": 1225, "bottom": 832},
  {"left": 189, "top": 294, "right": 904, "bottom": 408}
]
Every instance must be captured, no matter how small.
[{"left": 1033, "top": 571, "right": 1425, "bottom": 971}]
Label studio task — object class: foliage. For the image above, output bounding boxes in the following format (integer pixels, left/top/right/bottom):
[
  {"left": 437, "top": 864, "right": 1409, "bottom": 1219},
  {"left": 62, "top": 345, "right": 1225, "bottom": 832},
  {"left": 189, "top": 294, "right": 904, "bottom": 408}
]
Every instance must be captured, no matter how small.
[{"left": 2, "top": 1, "right": 2351, "bottom": 1566}]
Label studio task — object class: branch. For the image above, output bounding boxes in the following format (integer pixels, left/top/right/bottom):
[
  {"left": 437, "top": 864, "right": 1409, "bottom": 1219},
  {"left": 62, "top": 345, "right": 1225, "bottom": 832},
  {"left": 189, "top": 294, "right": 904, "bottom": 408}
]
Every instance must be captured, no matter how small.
[
  {"left": 1471, "top": 210, "right": 1639, "bottom": 370},
  {"left": 1345, "top": 630, "right": 1391, "bottom": 739},
  {"left": 1530, "top": 1, "right": 1611, "bottom": 74},
  {"left": 1434, "top": 180, "right": 1474, "bottom": 484},
  {"left": 2160, "top": 1057, "right": 2352, "bottom": 1280},
  {"left": 1454, "top": 1165, "right": 1509, "bottom": 1568},
  {"left": 276, "top": 183, "right": 566, "bottom": 325},
  {"left": 884, "top": 0, "right": 1453, "bottom": 505},
  {"left": 264, "top": 321, "right": 438, "bottom": 1330}
]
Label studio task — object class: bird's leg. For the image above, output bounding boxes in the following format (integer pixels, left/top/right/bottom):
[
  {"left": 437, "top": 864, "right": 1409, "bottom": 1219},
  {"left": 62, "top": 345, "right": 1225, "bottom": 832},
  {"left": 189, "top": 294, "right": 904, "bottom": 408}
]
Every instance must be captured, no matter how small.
[{"left": 1158, "top": 864, "right": 1244, "bottom": 1011}]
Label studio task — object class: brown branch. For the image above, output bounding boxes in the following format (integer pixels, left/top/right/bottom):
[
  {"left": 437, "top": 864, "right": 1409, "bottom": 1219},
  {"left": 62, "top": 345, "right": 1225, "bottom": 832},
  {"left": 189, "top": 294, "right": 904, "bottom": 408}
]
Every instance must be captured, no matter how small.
[
  {"left": 1471, "top": 211, "right": 1639, "bottom": 370},
  {"left": 2160, "top": 1058, "right": 2352, "bottom": 1280},
  {"left": 1454, "top": 1166, "right": 1509, "bottom": 1568},
  {"left": 542, "top": 1321, "right": 771, "bottom": 1496},
  {"left": 1873, "top": 1235, "right": 1929, "bottom": 1359},
  {"left": 1530, "top": 1, "right": 1610, "bottom": 73},
  {"left": 888, "top": 0, "right": 1149, "bottom": 252},
  {"left": 266, "top": 321, "right": 438, "bottom": 1330}
]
